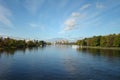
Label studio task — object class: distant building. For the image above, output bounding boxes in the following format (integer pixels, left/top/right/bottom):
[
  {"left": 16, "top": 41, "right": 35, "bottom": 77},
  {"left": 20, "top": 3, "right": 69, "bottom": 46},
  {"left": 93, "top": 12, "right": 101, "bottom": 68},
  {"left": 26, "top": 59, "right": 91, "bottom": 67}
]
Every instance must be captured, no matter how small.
[{"left": 54, "top": 40, "right": 69, "bottom": 45}]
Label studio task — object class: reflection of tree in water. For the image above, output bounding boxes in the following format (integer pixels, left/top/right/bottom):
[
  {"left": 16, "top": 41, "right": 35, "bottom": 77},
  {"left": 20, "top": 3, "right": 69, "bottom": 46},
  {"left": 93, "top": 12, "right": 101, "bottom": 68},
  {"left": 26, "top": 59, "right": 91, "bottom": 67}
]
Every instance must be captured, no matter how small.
[
  {"left": 27, "top": 46, "right": 46, "bottom": 51},
  {"left": 0, "top": 46, "right": 46, "bottom": 58},
  {"left": 0, "top": 49, "right": 16, "bottom": 57},
  {"left": 77, "top": 48, "right": 120, "bottom": 58},
  {"left": 0, "top": 48, "right": 26, "bottom": 58}
]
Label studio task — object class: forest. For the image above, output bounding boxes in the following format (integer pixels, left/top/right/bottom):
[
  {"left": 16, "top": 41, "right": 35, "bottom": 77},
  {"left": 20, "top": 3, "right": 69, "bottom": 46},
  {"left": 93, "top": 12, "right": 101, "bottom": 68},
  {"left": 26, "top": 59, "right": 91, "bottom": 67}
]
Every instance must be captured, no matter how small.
[
  {"left": 0, "top": 37, "right": 46, "bottom": 49},
  {"left": 76, "top": 33, "right": 120, "bottom": 47}
]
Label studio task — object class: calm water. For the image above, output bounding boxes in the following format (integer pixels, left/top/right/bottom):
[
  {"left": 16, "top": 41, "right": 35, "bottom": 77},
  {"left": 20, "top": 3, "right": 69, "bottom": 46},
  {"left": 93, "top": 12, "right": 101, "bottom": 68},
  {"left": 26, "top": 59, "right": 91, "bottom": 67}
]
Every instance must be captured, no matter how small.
[{"left": 0, "top": 45, "right": 120, "bottom": 80}]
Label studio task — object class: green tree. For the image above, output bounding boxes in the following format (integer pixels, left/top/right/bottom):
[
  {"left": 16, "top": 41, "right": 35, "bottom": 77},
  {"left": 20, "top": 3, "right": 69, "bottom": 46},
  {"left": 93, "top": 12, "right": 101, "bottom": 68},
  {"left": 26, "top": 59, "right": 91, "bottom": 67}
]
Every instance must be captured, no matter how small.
[
  {"left": 91, "top": 36, "right": 101, "bottom": 46},
  {"left": 113, "top": 34, "right": 120, "bottom": 47},
  {"left": 100, "top": 36, "right": 107, "bottom": 47}
]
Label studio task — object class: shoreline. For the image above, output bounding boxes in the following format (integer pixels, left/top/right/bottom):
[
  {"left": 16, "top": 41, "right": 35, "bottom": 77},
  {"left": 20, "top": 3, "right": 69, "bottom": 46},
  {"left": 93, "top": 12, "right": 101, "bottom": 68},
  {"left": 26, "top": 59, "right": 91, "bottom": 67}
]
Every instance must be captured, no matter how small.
[
  {"left": 78, "top": 46, "right": 120, "bottom": 50},
  {"left": 1, "top": 45, "right": 120, "bottom": 50}
]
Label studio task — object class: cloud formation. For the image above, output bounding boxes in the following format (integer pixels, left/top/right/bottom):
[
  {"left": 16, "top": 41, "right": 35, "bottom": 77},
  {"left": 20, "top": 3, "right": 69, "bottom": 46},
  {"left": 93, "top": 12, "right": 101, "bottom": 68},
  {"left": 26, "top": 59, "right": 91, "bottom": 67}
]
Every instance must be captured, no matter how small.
[
  {"left": 64, "top": 19, "right": 76, "bottom": 31},
  {"left": 80, "top": 4, "right": 91, "bottom": 10},
  {"left": 72, "top": 12, "right": 80, "bottom": 17},
  {"left": 0, "top": 4, "right": 13, "bottom": 27},
  {"left": 62, "top": 12, "right": 86, "bottom": 32},
  {"left": 24, "top": 0, "right": 44, "bottom": 14}
]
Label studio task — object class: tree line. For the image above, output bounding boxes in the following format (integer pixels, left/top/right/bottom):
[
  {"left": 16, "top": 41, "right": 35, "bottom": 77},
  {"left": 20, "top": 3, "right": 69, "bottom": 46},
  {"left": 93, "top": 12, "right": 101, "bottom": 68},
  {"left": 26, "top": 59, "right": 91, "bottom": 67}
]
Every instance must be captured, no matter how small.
[
  {"left": 76, "top": 33, "right": 120, "bottom": 47},
  {"left": 0, "top": 37, "right": 47, "bottom": 49}
]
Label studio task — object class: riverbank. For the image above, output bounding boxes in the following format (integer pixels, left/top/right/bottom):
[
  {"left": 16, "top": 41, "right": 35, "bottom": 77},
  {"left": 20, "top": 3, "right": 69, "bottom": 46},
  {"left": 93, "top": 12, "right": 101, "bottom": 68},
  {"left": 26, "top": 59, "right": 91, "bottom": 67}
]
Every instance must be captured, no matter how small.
[{"left": 78, "top": 46, "right": 120, "bottom": 50}]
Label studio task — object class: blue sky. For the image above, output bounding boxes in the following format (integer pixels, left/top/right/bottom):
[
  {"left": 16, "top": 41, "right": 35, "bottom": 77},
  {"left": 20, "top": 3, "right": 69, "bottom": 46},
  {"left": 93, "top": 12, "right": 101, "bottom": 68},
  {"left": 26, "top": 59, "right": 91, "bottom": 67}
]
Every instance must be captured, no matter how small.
[{"left": 0, "top": 0, "right": 120, "bottom": 41}]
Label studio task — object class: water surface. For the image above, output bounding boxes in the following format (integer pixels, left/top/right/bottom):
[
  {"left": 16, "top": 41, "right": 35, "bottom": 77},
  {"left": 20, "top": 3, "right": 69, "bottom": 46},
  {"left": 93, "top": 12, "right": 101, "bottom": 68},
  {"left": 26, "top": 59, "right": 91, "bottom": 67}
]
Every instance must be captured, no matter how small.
[{"left": 0, "top": 45, "right": 120, "bottom": 80}]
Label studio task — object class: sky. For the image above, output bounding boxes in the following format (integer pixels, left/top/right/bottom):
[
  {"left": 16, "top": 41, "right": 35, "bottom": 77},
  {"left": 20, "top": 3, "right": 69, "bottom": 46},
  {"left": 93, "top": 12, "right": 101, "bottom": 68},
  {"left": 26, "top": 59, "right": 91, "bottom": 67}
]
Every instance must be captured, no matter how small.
[{"left": 0, "top": 0, "right": 120, "bottom": 41}]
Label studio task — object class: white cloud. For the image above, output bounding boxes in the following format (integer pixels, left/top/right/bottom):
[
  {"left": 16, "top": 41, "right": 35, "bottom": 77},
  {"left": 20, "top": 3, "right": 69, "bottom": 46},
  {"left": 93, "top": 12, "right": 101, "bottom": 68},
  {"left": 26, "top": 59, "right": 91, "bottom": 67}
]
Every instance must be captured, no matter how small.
[
  {"left": 96, "top": 2, "right": 105, "bottom": 9},
  {"left": 60, "top": 12, "right": 86, "bottom": 33},
  {"left": 24, "top": 0, "right": 44, "bottom": 14},
  {"left": 72, "top": 12, "right": 80, "bottom": 17},
  {"left": 0, "top": 4, "right": 13, "bottom": 27},
  {"left": 72, "top": 12, "right": 86, "bottom": 20},
  {"left": 64, "top": 19, "right": 76, "bottom": 31},
  {"left": 59, "top": 3, "right": 90, "bottom": 33},
  {"left": 80, "top": 4, "right": 91, "bottom": 10}
]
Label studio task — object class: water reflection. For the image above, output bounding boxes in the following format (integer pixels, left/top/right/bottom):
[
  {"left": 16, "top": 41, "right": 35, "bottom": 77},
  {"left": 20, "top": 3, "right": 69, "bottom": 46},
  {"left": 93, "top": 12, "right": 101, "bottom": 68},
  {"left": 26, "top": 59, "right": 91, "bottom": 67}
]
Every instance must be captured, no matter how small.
[
  {"left": 0, "top": 48, "right": 25, "bottom": 57},
  {"left": 0, "top": 46, "right": 46, "bottom": 58},
  {"left": 77, "top": 48, "right": 120, "bottom": 58},
  {"left": 0, "top": 45, "right": 120, "bottom": 80}
]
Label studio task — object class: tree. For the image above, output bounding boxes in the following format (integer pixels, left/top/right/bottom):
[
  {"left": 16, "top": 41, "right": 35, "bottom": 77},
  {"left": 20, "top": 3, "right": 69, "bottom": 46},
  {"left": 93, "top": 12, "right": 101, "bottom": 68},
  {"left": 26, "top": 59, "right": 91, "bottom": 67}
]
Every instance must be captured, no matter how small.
[
  {"left": 100, "top": 36, "right": 107, "bottom": 47},
  {"left": 77, "top": 33, "right": 120, "bottom": 47},
  {"left": 27, "top": 40, "right": 36, "bottom": 47},
  {"left": 91, "top": 36, "right": 101, "bottom": 46},
  {"left": 113, "top": 34, "right": 120, "bottom": 47}
]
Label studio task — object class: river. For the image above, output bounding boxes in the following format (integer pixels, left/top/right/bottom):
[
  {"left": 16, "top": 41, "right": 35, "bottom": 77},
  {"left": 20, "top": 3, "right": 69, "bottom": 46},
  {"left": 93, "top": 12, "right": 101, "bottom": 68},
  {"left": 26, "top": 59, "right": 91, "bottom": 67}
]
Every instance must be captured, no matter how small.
[{"left": 0, "top": 45, "right": 120, "bottom": 80}]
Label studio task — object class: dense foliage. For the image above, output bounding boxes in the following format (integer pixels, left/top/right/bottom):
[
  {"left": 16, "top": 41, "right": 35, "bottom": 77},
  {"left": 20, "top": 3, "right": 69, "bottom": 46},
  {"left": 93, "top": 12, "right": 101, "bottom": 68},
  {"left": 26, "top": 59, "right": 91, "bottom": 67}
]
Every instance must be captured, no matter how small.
[
  {"left": 76, "top": 34, "right": 120, "bottom": 47},
  {"left": 0, "top": 37, "right": 46, "bottom": 49}
]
